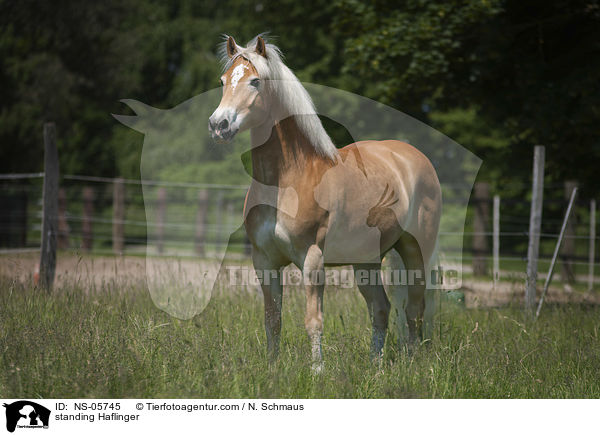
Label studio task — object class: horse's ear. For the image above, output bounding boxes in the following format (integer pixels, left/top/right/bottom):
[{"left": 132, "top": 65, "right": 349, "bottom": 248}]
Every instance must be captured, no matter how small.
[
  {"left": 256, "top": 36, "right": 267, "bottom": 58},
  {"left": 227, "top": 36, "right": 238, "bottom": 58}
]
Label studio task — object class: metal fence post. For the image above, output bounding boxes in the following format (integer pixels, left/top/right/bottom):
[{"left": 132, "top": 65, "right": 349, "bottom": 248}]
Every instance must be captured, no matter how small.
[{"left": 526, "top": 145, "right": 545, "bottom": 311}]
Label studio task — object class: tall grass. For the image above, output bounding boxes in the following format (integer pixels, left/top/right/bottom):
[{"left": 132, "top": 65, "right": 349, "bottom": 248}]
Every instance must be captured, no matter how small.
[{"left": 1, "top": 276, "right": 599, "bottom": 398}]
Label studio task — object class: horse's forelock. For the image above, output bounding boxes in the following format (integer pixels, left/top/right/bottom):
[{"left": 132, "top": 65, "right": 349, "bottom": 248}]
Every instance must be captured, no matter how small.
[
  {"left": 217, "top": 34, "right": 338, "bottom": 161},
  {"left": 219, "top": 34, "right": 281, "bottom": 80}
]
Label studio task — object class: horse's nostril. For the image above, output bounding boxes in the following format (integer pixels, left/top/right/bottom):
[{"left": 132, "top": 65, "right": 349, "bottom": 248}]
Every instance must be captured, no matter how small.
[{"left": 218, "top": 119, "right": 229, "bottom": 131}]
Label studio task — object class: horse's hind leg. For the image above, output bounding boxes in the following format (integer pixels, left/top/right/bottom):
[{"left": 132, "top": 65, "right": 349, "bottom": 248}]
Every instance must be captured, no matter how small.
[
  {"left": 382, "top": 251, "right": 410, "bottom": 346},
  {"left": 394, "top": 234, "right": 426, "bottom": 344},
  {"left": 353, "top": 263, "right": 391, "bottom": 359}
]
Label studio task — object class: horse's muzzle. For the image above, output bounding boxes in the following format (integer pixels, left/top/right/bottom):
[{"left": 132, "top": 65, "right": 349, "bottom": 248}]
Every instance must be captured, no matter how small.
[{"left": 208, "top": 110, "right": 238, "bottom": 143}]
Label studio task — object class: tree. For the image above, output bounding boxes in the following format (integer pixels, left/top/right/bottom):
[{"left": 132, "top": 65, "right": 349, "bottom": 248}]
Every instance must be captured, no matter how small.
[
  {"left": 0, "top": 0, "right": 150, "bottom": 174},
  {"left": 333, "top": 0, "right": 600, "bottom": 196}
]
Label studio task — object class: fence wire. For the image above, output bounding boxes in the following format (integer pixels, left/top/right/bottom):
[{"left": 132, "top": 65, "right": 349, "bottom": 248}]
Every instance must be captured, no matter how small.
[{"left": 1, "top": 173, "right": 598, "bottom": 284}]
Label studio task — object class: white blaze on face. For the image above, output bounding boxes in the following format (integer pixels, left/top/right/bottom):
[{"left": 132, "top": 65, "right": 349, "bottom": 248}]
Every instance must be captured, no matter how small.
[{"left": 230, "top": 63, "right": 249, "bottom": 92}]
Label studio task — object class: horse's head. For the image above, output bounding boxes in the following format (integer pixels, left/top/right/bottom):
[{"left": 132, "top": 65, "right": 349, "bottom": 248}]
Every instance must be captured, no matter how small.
[{"left": 209, "top": 36, "right": 271, "bottom": 143}]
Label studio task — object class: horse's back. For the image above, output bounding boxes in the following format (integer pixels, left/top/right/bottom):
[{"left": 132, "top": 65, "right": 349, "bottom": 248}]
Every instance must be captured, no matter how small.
[
  {"left": 336, "top": 139, "right": 440, "bottom": 206},
  {"left": 341, "top": 140, "right": 438, "bottom": 184},
  {"left": 323, "top": 140, "right": 441, "bottom": 260}
]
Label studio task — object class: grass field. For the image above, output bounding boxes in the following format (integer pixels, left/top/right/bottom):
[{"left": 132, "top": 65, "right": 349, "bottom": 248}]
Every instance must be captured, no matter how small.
[{"left": 1, "top": 271, "right": 600, "bottom": 399}]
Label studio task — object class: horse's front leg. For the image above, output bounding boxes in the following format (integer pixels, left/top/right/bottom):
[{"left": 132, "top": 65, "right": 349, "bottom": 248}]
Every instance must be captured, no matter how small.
[
  {"left": 252, "top": 249, "right": 284, "bottom": 361},
  {"left": 303, "top": 244, "right": 325, "bottom": 372}
]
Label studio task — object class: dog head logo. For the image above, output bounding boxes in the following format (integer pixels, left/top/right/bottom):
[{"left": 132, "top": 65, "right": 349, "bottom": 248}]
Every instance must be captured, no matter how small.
[{"left": 3, "top": 401, "right": 50, "bottom": 433}]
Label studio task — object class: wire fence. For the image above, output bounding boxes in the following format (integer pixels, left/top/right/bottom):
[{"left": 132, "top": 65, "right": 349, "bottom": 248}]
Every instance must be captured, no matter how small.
[
  {"left": 0, "top": 173, "right": 250, "bottom": 258},
  {"left": 1, "top": 173, "right": 598, "bottom": 283}
]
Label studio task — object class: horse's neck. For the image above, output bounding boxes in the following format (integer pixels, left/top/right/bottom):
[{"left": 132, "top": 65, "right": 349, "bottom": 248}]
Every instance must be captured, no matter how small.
[{"left": 250, "top": 116, "right": 329, "bottom": 187}]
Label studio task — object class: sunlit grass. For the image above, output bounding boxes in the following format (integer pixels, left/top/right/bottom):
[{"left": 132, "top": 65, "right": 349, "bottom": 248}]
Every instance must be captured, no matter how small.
[{"left": 1, "top": 276, "right": 599, "bottom": 398}]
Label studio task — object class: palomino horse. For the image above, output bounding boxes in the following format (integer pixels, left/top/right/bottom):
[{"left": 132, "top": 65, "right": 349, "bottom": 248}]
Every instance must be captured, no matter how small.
[{"left": 209, "top": 35, "right": 441, "bottom": 367}]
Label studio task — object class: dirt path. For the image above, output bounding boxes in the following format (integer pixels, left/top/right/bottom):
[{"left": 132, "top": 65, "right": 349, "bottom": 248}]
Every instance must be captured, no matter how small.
[
  {"left": 1, "top": 252, "right": 598, "bottom": 308},
  {"left": 462, "top": 276, "right": 600, "bottom": 308}
]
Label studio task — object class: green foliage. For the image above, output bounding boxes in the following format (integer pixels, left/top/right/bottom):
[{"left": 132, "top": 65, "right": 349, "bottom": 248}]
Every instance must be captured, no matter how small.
[
  {"left": 1, "top": 0, "right": 599, "bottom": 197},
  {"left": 334, "top": 0, "right": 504, "bottom": 112},
  {"left": 0, "top": 0, "right": 147, "bottom": 174},
  {"left": 429, "top": 106, "right": 511, "bottom": 187},
  {"left": 333, "top": 0, "right": 600, "bottom": 197}
]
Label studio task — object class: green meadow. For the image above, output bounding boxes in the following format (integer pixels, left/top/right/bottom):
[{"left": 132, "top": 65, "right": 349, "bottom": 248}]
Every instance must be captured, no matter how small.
[{"left": 1, "top": 272, "right": 600, "bottom": 399}]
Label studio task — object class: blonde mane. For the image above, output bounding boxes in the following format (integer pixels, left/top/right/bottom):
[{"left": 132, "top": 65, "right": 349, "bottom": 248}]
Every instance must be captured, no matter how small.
[{"left": 219, "top": 34, "right": 338, "bottom": 161}]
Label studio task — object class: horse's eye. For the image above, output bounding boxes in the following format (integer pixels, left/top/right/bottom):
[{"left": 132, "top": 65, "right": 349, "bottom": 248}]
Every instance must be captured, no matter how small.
[
  {"left": 220, "top": 79, "right": 224, "bottom": 86},
  {"left": 250, "top": 78, "right": 260, "bottom": 89}
]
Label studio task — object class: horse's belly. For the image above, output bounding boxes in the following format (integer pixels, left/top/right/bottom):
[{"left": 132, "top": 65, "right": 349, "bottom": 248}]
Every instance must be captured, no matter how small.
[{"left": 322, "top": 222, "right": 382, "bottom": 264}]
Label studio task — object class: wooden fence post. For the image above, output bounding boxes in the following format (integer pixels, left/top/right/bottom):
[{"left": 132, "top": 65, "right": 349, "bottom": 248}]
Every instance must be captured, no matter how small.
[
  {"left": 560, "top": 180, "right": 577, "bottom": 287},
  {"left": 57, "top": 187, "right": 70, "bottom": 249},
  {"left": 82, "top": 187, "right": 94, "bottom": 252},
  {"left": 156, "top": 187, "right": 166, "bottom": 254},
  {"left": 244, "top": 233, "right": 252, "bottom": 257},
  {"left": 113, "top": 178, "right": 124, "bottom": 254},
  {"left": 589, "top": 199, "right": 596, "bottom": 291},
  {"left": 195, "top": 190, "right": 208, "bottom": 256},
  {"left": 472, "top": 182, "right": 490, "bottom": 276},
  {"left": 493, "top": 194, "right": 500, "bottom": 290},
  {"left": 226, "top": 199, "right": 234, "bottom": 251},
  {"left": 214, "top": 190, "right": 223, "bottom": 247},
  {"left": 526, "top": 145, "right": 545, "bottom": 311},
  {"left": 39, "top": 122, "right": 58, "bottom": 291}
]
